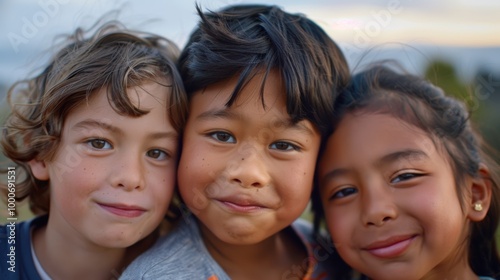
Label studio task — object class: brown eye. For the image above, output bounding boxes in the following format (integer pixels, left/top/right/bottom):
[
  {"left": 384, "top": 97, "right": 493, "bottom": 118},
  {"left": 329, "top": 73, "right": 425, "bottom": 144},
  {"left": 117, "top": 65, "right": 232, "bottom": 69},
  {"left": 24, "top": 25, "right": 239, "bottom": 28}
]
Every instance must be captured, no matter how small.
[
  {"left": 147, "top": 149, "right": 168, "bottom": 160},
  {"left": 210, "top": 132, "right": 236, "bottom": 143},
  {"left": 331, "top": 187, "right": 358, "bottom": 200},
  {"left": 270, "top": 141, "right": 298, "bottom": 151},
  {"left": 87, "top": 139, "right": 111, "bottom": 150},
  {"left": 391, "top": 173, "right": 422, "bottom": 184}
]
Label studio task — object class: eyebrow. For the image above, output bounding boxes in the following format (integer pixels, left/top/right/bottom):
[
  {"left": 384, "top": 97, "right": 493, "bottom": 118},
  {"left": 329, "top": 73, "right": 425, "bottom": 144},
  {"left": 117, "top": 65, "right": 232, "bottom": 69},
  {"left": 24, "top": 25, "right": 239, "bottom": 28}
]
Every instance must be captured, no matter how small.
[
  {"left": 196, "top": 109, "right": 240, "bottom": 121},
  {"left": 72, "top": 119, "right": 178, "bottom": 140},
  {"left": 321, "top": 149, "right": 429, "bottom": 183},
  {"left": 378, "top": 149, "right": 429, "bottom": 166},
  {"left": 196, "top": 108, "right": 316, "bottom": 135},
  {"left": 73, "top": 119, "right": 121, "bottom": 135}
]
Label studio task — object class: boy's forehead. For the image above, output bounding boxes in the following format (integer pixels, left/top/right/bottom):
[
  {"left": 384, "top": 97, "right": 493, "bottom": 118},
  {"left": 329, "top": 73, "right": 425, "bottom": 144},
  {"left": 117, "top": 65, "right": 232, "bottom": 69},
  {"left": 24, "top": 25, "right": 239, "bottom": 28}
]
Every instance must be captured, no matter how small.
[
  {"left": 188, "top": 74, "right": 319, "bottom": 137},
  {"left": 193, "top": 69, "right": 285, "bottom": 104}
]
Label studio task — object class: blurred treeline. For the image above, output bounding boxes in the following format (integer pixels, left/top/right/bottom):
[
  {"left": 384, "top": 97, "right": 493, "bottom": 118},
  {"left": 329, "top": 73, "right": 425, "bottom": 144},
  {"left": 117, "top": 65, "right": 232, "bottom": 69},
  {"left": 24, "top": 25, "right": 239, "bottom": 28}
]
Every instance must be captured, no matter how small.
[{"left": 424, "top": 60, "right": 500, "bottom": 163}]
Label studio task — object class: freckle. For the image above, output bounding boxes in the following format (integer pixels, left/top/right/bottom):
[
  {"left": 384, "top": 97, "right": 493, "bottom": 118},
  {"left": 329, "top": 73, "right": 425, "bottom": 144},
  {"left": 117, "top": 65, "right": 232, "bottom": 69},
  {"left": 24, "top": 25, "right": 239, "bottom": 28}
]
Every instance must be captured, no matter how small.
[
  {"left": 241, "top": 158, "right": 244, "bottom": 160},
  {"left": 202, "top": 158, "right": 205, "bottom": 161}
]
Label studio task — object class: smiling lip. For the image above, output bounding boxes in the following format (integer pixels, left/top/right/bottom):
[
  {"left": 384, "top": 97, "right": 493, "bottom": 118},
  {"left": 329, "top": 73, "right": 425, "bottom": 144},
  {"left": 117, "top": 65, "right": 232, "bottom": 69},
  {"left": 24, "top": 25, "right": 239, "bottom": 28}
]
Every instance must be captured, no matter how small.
[
  {"left": 215, "top": 196, "right": 266, "bottom": 213},
  {"left": 363, "top": 235, "right": 417, "bottom": 259},
  {"left": 98, "top": 203, "right": 146, "bottom": 218}
]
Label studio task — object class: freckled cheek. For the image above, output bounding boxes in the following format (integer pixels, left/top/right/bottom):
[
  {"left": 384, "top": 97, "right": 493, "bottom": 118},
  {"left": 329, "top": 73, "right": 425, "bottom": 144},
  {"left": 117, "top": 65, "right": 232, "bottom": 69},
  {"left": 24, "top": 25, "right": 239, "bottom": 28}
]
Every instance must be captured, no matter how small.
[
  {"left": 156, "top": 168, "right": 177, "bottom": 197},
  {"left": 276, "top": 165, "right": 314, "bottom": 211},
  {"left": 180, "top": 151, "right": 220, "bottom": 187},
  {"left": 287, "top": 161, "right": 316, "bottom": 190},
  {"left": 50, "top": 159, "right": 94, "bottom": 189}
]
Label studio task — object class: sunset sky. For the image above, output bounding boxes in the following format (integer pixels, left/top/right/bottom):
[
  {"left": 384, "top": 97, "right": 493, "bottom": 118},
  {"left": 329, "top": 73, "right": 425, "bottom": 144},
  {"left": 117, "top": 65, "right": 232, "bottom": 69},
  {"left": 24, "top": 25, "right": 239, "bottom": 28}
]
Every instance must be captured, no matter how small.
[{"left": 1, "top": 0, "right": 499, "bottom": 84}]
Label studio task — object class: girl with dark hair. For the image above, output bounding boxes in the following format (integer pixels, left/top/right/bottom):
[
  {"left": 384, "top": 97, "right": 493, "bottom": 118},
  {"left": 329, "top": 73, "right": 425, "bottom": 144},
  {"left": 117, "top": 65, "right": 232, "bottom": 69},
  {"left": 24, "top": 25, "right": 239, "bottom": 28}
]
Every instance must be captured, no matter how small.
[{"left": 314, "top": 64, "right": 500, "bottom": 279}]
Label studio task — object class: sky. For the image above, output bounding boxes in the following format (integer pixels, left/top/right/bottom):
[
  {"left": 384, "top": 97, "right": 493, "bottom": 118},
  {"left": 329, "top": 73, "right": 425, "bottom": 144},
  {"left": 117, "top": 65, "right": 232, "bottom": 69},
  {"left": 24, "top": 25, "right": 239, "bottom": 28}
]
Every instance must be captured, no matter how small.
[{"left": 1, "top": 0, "right": 500, "bottom": 86}]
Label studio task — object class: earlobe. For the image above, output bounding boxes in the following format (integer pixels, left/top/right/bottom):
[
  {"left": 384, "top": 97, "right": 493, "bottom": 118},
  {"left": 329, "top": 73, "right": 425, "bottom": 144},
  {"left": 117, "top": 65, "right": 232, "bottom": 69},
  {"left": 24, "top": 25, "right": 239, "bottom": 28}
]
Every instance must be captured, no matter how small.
[
  {"left": 28, "top": 158, "right": 50, "bottom": 181},
  {"left": 467, "top": 163, "right": 492, "bottom": 222}
]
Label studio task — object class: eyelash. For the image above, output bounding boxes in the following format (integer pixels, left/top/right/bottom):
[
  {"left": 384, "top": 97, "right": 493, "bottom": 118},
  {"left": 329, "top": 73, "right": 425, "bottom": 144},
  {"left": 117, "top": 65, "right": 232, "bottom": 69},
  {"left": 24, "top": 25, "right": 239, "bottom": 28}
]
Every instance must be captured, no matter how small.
[
  {"left": 146, "top": 149, "right": 169, "bottom": 160},
  {"left": 269, "top": 141, "right": 300, "bottom": 151},
  {"left": 209, "top": 131, "right": 236, "bottom": 143},
  {"left": 85, "top": 138, "right": 112, "bottom": 150},
  {"left": 208, "top": 131, "right": 300, "bottom": 151},
  {"left": 390, "top": 172, "right": 424, "bottom": 184},
  {"left": 331, "top": 187, "right": 358, "bottom": 200},
  {"left": 85, "top": 138, "right": 169, "bottom": 161}
]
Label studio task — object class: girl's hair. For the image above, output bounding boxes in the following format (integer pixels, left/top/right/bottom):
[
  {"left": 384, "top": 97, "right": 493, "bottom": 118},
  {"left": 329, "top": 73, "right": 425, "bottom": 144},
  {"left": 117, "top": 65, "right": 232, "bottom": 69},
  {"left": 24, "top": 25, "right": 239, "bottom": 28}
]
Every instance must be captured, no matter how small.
[
  {"left": 312, "top": 64, "right": 500, "bottom": 279},
  {"left": 178, "top": 4, "right": 350, "bottom": 138},
  {"left": 1, "top": 21, "right": 188, "bottom": 215}
]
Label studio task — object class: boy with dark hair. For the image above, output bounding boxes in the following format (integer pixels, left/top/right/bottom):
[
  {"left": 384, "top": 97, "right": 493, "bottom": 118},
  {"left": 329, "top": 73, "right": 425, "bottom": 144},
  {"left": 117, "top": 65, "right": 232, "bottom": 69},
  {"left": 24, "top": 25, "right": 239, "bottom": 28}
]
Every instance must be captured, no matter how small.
[{"left": 122, "top": 4, "right": 349, "bottom": 279}]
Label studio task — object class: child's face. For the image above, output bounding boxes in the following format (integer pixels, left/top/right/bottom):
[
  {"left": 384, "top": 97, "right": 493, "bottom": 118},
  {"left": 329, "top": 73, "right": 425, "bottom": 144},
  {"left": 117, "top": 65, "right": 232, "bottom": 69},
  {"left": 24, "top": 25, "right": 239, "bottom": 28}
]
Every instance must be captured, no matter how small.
[
  {"left": 178, "top": 70, "right": 321, "bottom": 244},
  {"left": 36, "top": 82, "right": 178, "bottom": 248},
  {"left": 317, "top": 112, "right": 471, "bottom": 278}
]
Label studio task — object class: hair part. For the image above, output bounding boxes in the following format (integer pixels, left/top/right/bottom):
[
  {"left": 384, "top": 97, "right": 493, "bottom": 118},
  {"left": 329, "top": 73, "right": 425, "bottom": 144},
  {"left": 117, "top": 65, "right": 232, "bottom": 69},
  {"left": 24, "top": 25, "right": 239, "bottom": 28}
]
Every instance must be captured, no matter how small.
[{"left": 1, "top": 22, "right": 188, "bottom": 215}]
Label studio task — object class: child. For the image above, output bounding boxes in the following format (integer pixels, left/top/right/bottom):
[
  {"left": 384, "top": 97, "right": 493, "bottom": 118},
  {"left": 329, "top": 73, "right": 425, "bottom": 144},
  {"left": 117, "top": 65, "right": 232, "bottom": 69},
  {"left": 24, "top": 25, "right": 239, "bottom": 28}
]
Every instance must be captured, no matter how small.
[
  {"left": 314, "top": 64, "right": 500, "bottom": 279},
  {"left": 121, "top": 4, "right": 349, "bottom": 280},
  {"left": 0, "top": 22, "right": 188, "bottom": 279}
]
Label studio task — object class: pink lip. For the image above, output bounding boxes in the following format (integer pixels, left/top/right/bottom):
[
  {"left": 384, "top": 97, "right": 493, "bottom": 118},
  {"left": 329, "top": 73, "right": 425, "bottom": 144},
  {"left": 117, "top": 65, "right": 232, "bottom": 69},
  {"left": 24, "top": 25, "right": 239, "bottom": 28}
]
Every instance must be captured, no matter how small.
[
  {"left": 215, "top": 196, "right": 266, "bottom": 213},
  {"left": 363, "top": 235, "right": 417, "bottom": 259},
  {"left": 98, "top": 203, "right": 146, "bottom": 218}
]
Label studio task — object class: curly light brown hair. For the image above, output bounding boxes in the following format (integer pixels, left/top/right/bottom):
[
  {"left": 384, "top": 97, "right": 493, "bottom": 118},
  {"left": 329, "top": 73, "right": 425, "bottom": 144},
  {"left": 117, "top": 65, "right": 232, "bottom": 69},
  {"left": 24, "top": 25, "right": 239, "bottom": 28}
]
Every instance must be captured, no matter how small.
[{"left": 1, "top": 21, "right": 188, "bottom": 215}]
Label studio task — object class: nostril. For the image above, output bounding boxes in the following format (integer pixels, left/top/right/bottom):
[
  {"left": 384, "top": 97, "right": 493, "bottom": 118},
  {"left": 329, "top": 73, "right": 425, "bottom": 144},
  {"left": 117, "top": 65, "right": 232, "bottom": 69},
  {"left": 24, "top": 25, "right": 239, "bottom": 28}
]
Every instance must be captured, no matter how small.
[
  {"left": 251, "top": 182, "right": 263, "bottom": 188},
  {"left": 233, "top": 178, "right": 242, "bottom": 185}
]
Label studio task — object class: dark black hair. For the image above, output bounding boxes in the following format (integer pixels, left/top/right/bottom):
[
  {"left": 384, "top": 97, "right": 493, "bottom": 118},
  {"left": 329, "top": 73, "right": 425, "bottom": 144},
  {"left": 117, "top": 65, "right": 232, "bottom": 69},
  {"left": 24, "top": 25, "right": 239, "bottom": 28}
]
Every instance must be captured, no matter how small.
[
  {"left": 178, "top": 4, "right": 349, "bottom": 137},
  {"left": 312, "top": 64, "right": 500, "bottom": 279}
]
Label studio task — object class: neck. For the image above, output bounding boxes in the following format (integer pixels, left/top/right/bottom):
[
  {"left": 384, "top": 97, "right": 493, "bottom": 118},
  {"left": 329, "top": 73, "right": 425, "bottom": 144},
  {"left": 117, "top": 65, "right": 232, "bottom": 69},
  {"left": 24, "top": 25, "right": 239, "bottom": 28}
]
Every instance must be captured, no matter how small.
[
  {"left": 33, "top": 217, "right": 126, "bottom": 280},
  {"left": 199, "top": 221, "right": 308, "bottom": 280}
]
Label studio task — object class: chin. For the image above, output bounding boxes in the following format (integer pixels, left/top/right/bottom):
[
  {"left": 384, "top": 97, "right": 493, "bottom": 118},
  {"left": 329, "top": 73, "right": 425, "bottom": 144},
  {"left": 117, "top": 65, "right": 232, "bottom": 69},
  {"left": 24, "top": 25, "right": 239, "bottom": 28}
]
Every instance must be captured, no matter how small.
[{"left": 94, "top": 231, "right": 144, "bottom": 249}]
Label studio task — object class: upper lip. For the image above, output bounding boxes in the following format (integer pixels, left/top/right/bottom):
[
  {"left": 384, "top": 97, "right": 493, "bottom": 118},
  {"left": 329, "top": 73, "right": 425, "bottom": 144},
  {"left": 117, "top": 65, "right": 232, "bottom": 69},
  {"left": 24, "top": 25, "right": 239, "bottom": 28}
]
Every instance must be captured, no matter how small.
[
  {"left": 363, "top": 234, "right": 416, "bottom": 250},
  {"left": 215, "top": 195, "right": 267, "bottom": 208},
  {"left": 97, "top": 202, "right": 147, "bottom": 211}
]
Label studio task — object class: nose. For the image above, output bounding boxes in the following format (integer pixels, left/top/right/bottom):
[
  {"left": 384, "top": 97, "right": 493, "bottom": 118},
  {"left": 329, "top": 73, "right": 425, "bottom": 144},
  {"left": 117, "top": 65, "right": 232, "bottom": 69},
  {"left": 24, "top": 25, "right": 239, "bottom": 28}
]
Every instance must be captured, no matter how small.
[
  {"left": 361, "top": 181, "right": 398, "bottom": 227},
  {"left": 226, "top": 144, "right": 271, "bottom": 188},
  {"left": 111, "top": 152, "right": 146, "bottom": 191}
]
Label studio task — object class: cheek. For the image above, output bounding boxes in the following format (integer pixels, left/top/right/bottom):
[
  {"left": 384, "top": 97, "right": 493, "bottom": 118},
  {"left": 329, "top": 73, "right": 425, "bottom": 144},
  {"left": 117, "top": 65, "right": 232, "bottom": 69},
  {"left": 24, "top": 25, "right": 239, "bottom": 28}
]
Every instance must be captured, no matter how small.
[
  {"left": 151, "top": 165, "right": 177, "bottom": 201},
  {"left": 178, "top": 143, "right": 215, "bottom": 186},
  {"left": 50, "top": 162, "right": 95, "bottom": 196},
  {"left": 277, "top": 160, "right": 315, "bottom": 207},
  {"left": 411, "top": 190, "right": 465, "bottom": 240},
  {"left": 49, "top": 170, "right": 92, "bottom": 220},
  {"left": 284, "top": 155, "right": 317, "bottom": 187},
  {"left": 178, "top": 143, "right": 226, "bottom": 207},
  {"left": 324, "top": 205, "right": 355, "bottom": 244}
]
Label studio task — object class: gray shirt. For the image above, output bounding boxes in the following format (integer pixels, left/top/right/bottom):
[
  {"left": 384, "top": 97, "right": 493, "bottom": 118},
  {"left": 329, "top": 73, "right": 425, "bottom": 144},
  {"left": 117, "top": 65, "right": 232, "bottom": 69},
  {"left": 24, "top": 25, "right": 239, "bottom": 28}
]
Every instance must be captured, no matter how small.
[{"left": 120, "top": 215, "right": 333, "bottom": 280}]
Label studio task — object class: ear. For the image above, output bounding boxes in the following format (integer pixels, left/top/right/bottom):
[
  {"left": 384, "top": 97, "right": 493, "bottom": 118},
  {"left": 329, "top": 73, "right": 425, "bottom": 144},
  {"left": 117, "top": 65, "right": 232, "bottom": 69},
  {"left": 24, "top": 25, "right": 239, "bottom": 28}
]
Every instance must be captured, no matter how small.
[
  {"left": 28, "top": 158, "right": 50, "bottom": 181},
  {"left": 467, "top": 163, "right": 492, "bottom": 222}
]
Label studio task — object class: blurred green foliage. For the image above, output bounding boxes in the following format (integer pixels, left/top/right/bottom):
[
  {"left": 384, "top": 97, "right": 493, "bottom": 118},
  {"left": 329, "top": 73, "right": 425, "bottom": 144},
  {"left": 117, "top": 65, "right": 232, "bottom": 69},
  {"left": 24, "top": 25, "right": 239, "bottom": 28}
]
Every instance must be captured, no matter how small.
[{"left": 424, "top": 60, "right": 500, "bottom": 162}]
